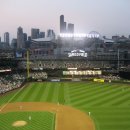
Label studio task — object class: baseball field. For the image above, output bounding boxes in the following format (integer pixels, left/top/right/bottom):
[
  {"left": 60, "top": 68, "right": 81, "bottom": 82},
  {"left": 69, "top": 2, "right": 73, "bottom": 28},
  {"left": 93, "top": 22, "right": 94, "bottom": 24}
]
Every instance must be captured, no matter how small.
[{"left": 0, "top": 82, "right": 130, "bottom": 130}]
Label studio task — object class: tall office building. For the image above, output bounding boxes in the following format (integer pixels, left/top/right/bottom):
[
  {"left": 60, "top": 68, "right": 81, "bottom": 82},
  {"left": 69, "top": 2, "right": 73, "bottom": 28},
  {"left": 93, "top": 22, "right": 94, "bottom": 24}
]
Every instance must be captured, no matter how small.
[
  {"left": 4, "top": 32, "right": 10, "bottom": 46},
  {"left": 39, "top": 32, "right": 45, "bottom": 38},
  {"left": 28, "top": 36, "right": 31, "bottom": 41},
  {"left": 11, "top": 38, "right": 17, "bottom": 49},
  {"left": 23, "top": 33, "right": 28, "bottom": 48},
  {"left": 67, "top": 23, "right": 74, "bottom": 33},
  {"left": 63, "top": 22, "right": 67, "bottom": 33},
  {"left": 0, "top": 37, "right": 1, "bottom": 43},
  {"left": 60, "top": 15, "right": 67, "bottom": 33},
  {"left": 31, "top": 28, "right": 40, "bottom": 39},
  {"left": 47, "top": 29, "right": 55, "bottom": 38},
  {"left": 23, "top": 33, "right": 27, "bottom": 42},
  {"left": 17, "top": 27, "right": 24, "bottom": 49},
  {"left": 60, "top": 15, "right": 64, "bottom": 33}
]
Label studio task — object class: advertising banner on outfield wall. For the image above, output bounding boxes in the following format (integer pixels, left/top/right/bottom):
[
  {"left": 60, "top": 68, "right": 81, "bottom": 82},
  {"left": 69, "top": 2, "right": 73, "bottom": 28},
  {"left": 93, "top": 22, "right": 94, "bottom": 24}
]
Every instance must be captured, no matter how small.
[{"left": 63, "top": 70, "right": 102, "bottom": 76}]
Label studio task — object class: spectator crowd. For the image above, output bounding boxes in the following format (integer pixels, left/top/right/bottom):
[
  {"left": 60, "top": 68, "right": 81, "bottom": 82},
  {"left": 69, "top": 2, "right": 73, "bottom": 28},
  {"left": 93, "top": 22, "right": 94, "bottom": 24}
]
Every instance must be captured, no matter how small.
[
  {"left": 18, "top": 61, "right": 114, "bottom": 70},
  {"left": 99, "top": 75, "right": 121, "bottom": 81},
  {"left": 0, "top": 71, "right": 48, "bottom": 94},
  {"left": 0, "top": 73, "right": 25, "bottom": 94},
  {"left": 30, "top": 72, "right": 47, "bottom": 79}
]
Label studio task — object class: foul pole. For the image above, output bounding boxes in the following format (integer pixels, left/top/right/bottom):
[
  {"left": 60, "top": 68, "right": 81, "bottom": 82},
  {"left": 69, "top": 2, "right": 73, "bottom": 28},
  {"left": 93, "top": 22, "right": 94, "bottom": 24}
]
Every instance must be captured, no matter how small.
[
  {"left": 27, "top": 50, "right": 30, "bottom": 79},
  {"left": 117, "top": 49, "right": 120, "bottom": 71}
]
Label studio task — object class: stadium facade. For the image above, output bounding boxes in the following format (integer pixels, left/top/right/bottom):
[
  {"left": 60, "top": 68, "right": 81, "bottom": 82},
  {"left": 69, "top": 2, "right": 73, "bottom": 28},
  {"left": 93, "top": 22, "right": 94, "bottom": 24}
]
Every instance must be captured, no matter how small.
[{"left": 0, "top": 31, "right": 130, "bottom": 79}]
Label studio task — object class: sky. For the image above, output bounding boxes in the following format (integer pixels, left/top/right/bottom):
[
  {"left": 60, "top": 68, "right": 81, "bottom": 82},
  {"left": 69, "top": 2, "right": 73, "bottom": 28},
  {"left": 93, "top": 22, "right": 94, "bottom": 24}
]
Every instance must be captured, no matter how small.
[{"left": 0, "top": 0, "right": 130, "bottom": 41}]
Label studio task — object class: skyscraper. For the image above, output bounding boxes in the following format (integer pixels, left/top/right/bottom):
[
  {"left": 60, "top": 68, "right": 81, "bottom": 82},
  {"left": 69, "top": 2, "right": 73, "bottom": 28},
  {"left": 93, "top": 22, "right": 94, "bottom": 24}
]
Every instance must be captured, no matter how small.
[
  {"left": 63, "top": 22, "right": 67, "bottom": 33},
  {"left": 39, "top": 32, "right": 45, "bottom": 38},
  {"left": 17, "top": 27, "right": 24, "bottom": 49},
  {"left": 67, "top": 23, "right": 74, "bottom": 33},
  {"left": 28, "top": 36, "right": 31, "bottom": 41},
  {"left": 23, "top": 33, "right": 27, "bottom": 42},
  {"left": 47, "top": 29, "right": 55, "bottom": 38},
  {"left": 4, "top": 32, "right": 10, "bottom": 46},
  {"left": 11, "top": 38, "right": 17, "bottom": 49},
  {"left": 60, "top": 15, "right": 66, "bottom": 33},
  {"left": 31, "top": 28, "right": 40, "bottom": 39},
  {"left": 60, "top": 15, "right": 64, "bottom": 33}
]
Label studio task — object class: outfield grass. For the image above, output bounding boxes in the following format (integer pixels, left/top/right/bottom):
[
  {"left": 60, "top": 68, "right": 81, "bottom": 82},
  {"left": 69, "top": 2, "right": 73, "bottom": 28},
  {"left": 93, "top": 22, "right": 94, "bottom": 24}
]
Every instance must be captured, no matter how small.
[
  {"left": 0, "top": 111, "right": 55, "bottom": 130},
  {"left": 0, "top": 82, "right": 130, "bottom": 130}
]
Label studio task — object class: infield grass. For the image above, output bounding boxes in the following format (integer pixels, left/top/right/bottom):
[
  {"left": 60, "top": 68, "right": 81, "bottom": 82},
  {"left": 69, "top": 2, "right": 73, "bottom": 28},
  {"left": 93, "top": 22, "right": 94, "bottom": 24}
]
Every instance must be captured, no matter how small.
[{"left": 0, "top": 111, "right": 55, "bottom": 130}]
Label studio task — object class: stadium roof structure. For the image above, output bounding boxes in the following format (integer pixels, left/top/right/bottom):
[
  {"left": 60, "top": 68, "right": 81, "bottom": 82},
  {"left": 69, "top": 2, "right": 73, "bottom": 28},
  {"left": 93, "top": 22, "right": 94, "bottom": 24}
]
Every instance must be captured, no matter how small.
[
  {"left": 32, "top": 37, "right": 54, "bottom": 42},
  {"left": 71, "top": 49, "right": 85, "bottom": 53},
  {"left": 103, "top": 38, "right": 114, "bottom": 43}
]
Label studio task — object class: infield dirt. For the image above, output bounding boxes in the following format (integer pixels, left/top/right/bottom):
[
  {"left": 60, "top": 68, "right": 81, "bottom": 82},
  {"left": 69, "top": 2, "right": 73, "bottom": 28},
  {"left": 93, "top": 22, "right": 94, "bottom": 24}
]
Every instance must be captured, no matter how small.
[{"left": 12, "top": 121, "right": 27, "bottom": 127}]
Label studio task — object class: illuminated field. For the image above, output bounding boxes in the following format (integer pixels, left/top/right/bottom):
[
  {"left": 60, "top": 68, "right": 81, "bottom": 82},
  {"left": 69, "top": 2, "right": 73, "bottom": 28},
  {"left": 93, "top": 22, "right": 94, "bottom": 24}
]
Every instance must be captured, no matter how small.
[{"left": 0, "top": 82, "right": 130, "bottom": 130}]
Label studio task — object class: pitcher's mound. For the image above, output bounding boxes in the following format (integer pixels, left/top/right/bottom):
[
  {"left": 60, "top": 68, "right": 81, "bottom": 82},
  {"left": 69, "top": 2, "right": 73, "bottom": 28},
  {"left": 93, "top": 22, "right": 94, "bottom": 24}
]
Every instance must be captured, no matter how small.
[{"left": 12, "top": 121, "right": 27, "bottom": 127}]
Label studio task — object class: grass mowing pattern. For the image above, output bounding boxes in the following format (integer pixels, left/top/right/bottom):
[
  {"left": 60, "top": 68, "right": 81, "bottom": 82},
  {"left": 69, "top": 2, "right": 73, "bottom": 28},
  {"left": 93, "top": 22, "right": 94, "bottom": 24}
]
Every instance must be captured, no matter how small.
[
  {"left": 0, "top": 82, "right": 130, "bottom": 130},
  {"left": 0, "top": 112, "right": 55, "bottom": 130},
  {"left": 58, "top": 83, "right": 65, "bottom": 104}
]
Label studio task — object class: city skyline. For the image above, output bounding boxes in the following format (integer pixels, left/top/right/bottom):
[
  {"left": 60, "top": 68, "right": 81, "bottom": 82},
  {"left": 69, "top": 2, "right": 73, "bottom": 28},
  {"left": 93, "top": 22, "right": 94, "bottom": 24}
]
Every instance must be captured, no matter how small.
[{"left": 0, "top": 0, "right": 130, "bottom": 40}]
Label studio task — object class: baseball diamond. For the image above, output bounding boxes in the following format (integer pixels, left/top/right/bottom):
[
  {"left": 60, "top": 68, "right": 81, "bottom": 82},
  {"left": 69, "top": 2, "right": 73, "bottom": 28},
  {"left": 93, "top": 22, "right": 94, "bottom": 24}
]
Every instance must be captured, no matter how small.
[{"left": 0, "top": 82, "right": 130, "bottom": 130}]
